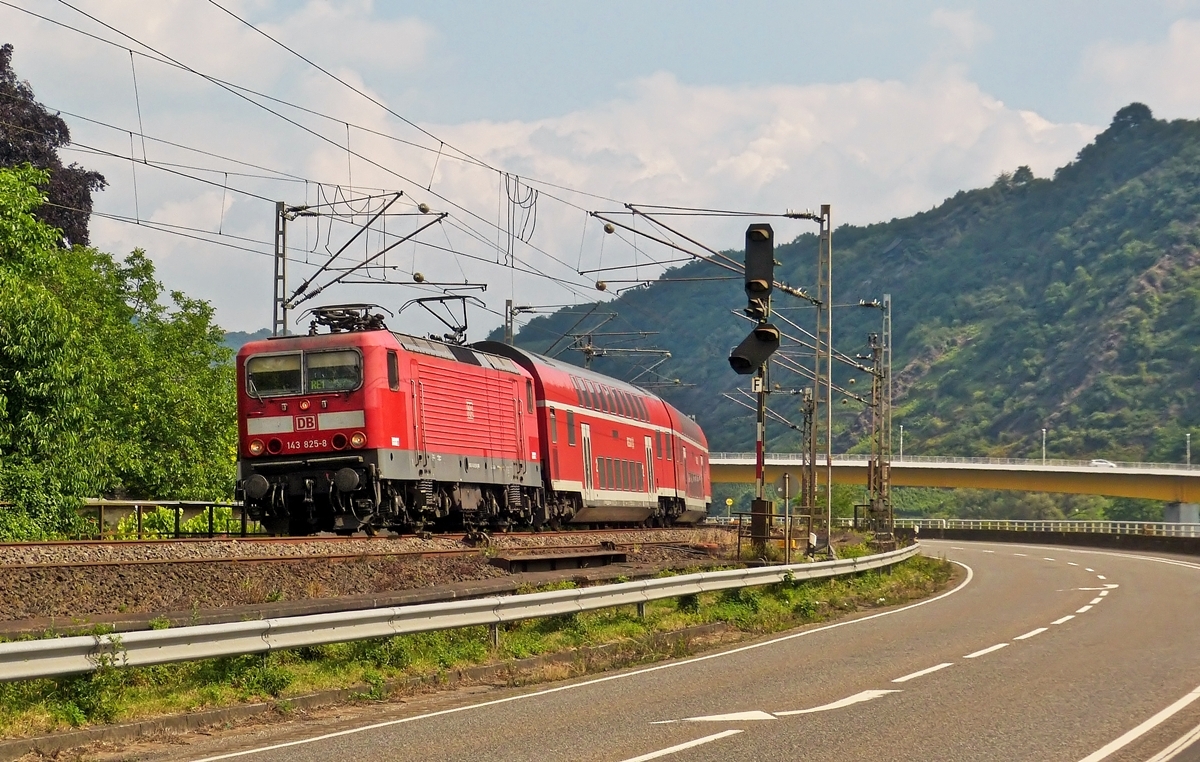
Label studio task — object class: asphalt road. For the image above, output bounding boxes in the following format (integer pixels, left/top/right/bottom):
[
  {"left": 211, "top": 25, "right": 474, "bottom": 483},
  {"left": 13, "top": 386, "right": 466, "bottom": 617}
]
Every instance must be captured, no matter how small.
[{"left": 137, "top": 541, "right": 1200, "bottom": 762}]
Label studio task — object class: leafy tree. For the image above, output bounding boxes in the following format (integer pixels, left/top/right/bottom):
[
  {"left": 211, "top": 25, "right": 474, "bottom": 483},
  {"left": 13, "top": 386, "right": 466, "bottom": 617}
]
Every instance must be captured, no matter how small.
[
  {"left": 0, "top": 43, "right": 105, "bottom": 246},
  {"left": 0, "top": 165, "right": 234, "bottom": 538}
]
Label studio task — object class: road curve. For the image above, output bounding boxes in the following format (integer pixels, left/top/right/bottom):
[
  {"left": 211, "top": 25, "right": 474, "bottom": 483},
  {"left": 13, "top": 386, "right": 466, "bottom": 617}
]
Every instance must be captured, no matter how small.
[{"left": 136, "top": 541, "right": 1200, "bottom": 762}]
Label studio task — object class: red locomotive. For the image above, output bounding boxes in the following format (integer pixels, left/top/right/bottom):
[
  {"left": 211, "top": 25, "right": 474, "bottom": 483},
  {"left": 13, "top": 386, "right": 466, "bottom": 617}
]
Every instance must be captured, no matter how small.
[{"left": 236, "top": 306, "right": 710, "bottom": 535}]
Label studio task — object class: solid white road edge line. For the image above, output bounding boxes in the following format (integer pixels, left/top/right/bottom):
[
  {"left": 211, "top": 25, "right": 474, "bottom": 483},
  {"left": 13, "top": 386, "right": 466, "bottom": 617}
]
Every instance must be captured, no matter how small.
[
  {"left": 1143, "top": 717, "right": 1200, "bottom": 762},
  {"left": 892, "top": 663, "right": 953, "bottom": 683},
  {"left": 964, "top": 643, "right": 1008, "bottom": 659},
  {"left": 1076, "top": 684, "right": 1200, "bottom": 762},
  {"left": 619, "top": 729, "right": 744, "bottom": 762},
  {"left": 1014, "top": 627, "right": 1048, "bottom": 640},
  {"left": 1052, "top": 615, "right": 1075, "bottom": 625},
  {"left": 185, "top": 561, "right": 977, "bottom": 762}
]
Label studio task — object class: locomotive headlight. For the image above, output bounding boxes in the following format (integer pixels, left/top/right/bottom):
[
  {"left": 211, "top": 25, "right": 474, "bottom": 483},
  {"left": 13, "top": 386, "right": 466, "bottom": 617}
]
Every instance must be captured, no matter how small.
[
  {"left": 248, "top": 439, "right": 265, "bottom": 456},
  {"left": 350, "top": 431, "right": 366, "bottom": 448},
  {"left": 299, "top": 399, "right": 311, "bottom": 411}
]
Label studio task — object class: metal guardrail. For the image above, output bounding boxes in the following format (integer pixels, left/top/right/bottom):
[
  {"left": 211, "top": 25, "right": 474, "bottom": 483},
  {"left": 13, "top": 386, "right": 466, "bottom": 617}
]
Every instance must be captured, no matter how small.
[
  {"left": 0, "top": 545, "right": 918, "bottom": 681},
  {"left": 832, "top": 517, "right": 1200, "bottom": 538},
  {"left": 709, "top": 452, "right": 1200, "bottom": 472}
]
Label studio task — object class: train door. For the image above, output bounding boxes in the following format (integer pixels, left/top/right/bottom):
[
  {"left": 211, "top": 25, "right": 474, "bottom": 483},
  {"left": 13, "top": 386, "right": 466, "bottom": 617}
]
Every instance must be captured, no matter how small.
[
  {"left": 681, "top": 444, "right": 690, "bottom": 498},
  {"left": 410, "top": 360, "right": 428, "bottom": 470},
  {"left": 580, "top": 422, "right": 595, "bottom": 503},
  {"left": 512, "top": 380, "right": 526, "bottom": 478},
  {"left": 644, "top": 436, "right": 654, "bottom": 495}
]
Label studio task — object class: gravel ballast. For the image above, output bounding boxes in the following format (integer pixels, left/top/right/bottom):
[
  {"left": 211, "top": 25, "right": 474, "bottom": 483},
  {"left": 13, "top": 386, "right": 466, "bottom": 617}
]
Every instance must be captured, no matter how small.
[{"left": 0, "top": 529, "right": 735, "bottom": 623}]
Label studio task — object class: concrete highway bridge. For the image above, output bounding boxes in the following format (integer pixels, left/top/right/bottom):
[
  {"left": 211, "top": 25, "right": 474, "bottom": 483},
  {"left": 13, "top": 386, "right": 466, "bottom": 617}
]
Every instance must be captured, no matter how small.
[{"left": 709, "top": 453, "right": 1200, "bottom": 503}]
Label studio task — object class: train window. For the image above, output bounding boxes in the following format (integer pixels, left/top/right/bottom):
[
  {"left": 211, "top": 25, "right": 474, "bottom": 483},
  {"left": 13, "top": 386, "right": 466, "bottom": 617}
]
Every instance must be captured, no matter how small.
[
  {"left": 635, "top": 396, "right": 648, "bottom": 421},
  {"left": 307, "top": 350, "right": 362, "bottom": 393},
  {"left": 619, "top": 391, "right": 631, "bottom": 418},
  {"left": 387, "top": 351, "right": 400, "bottom": 391},
  {"left": 604, "top": 388, "right": 616, "bottom": 415},
  {"left": 601, "top": 458, "right": 611, "bottom": 489},
  {"left": 622, "top": 460, "right": 631, "bottom": 490},
  {"left": 614, "top": 391, "right": 626, "bottom": 417},
  {"left": 549, "top": 408, "right": 558, "bottom": 443},
  {"left": 567, "top": 411, "right": 576, "bottom": 446},
  {"left": 571, "top": 377, "right": 584, "bottom": 407},
  {"left": 655, "top": 431, "right": 663, "bottom": 459},
  {"left": 526, "top": 379, "right": 534, "bottom": 414},
  {"left": 666, "top": 437, "right": 672, "bottom": 461},
  {"left": 636, "top": 462, "right": 644, "bottom": 491},
  {"left": 597, "top": 457, "right": 606, "bottom": 489},
  {"left": 246, "top": 353, "right": 302, "bottom": 397}
]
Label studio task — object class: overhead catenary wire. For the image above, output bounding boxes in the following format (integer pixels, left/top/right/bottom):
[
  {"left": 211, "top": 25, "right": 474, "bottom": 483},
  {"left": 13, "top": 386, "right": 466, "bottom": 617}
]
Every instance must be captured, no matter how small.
[
  {"left": 3, "top": 1, "right": 695, "bottom": 316},
  {"left": 48, "top": 0, "right": 592, "bottom": 291},
  {"left": 4, "top": 0, "right": 832, "bottom": 357}
]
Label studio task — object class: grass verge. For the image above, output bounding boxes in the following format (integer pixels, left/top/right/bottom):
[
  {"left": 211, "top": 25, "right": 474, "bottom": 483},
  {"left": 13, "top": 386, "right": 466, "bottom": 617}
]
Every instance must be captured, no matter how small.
[{"left": 0, "top": 554, "right": 952, "bottom": 739}]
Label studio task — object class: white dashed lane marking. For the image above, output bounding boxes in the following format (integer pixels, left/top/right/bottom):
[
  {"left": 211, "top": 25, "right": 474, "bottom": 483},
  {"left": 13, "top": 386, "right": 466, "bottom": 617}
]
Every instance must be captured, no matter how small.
[
  {"left": 892, "top": 663, "right": 953, "bottom": 684},
  {"left": 1089, "top": 597, "right": 1104, "bottom": 605},
  {"left": 1077, "top": 605, "right": 1093, "bottom": 613},
  {"left": 1015, "top": 627, "right": 1048, "bottom": 640},
  {"left": 1053, "top": 615, "right": 1075, "bottom": 625},
  {"left": 619, "top": 730, "right": 744, "bottom": 762},
  {"left": 965, "top": 643, "right": 1009, "bottom": 659},
  {"left": 1097, "top": 575, "right": 1107, "bottom": 580}
]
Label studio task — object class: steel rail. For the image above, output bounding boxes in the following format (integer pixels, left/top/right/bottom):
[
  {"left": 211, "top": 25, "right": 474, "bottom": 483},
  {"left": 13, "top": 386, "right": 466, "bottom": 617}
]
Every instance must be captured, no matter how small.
[
  {"left": 0, "top": 545, "right": 917, "bottom": 681},
  {"left": 0, "top": 541, "right": 702, "bottom": 571},
  {"left": 1, "top": 526, "right": 712, "bottom": 550}
]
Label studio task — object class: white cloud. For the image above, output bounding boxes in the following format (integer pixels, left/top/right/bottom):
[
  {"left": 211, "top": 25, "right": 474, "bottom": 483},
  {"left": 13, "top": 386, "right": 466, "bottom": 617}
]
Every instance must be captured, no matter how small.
[
  {"left": 929, "top": 9, "right": 993, "bottom": 53},
  {"left": 264, "top": 1, "right": 435, "bottom": 71},
  {"left": 2, "top": 2, "right": 1101, "bottom": 334},
  {"left": 1083, "top": 18, "right": 1200, "bottom": 119}
]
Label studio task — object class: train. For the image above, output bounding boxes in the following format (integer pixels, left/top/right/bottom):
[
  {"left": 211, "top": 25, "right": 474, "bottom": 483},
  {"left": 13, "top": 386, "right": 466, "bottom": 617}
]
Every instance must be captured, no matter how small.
[{"left": 235, "top": 305, "right": 711, "bottom": 535}]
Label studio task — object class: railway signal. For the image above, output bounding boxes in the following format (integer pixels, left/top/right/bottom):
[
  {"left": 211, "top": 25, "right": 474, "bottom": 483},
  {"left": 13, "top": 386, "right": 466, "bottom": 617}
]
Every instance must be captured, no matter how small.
[{"left": 728, "top": 224, "right": 781, "bottom": 374}]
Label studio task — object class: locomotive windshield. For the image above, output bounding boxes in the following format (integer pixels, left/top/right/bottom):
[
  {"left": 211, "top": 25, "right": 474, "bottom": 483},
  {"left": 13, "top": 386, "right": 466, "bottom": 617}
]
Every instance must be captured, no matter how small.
[
  {"left": 306, "top": 350, "right": 362, "bottom": 392},
  {"left": 246, "top": 353, "right": 302, "bottom": 396}
]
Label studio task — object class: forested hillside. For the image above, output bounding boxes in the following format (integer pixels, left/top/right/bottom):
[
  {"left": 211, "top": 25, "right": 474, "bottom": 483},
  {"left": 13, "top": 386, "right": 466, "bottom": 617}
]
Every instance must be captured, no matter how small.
[{"left": 511, "top": 104, "right": 1200, "bottom": 466}]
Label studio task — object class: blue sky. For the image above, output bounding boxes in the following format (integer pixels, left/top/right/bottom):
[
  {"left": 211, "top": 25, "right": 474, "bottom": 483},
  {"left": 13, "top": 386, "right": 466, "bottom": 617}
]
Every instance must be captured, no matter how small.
[{"left": 4, "top": 1, "right": 1200, "bottom": 332}]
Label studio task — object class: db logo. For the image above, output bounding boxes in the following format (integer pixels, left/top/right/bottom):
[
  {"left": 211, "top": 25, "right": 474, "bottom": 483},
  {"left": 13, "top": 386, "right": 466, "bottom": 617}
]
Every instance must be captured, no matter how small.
[{"left": 295, "top": 415, "right": 317, "bottom": 431}]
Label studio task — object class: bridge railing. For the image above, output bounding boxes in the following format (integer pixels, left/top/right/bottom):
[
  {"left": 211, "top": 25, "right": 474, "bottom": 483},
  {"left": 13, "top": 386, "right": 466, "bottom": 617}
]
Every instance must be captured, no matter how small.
[
  {"left": 831, "top": 517, "right": 1200, "bottom": 538},
  {"left": 709, "top": 452, "right": 1200, "bottom": 472}
]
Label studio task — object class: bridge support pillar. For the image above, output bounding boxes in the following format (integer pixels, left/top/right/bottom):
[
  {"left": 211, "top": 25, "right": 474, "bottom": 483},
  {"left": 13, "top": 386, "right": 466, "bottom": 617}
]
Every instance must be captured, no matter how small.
[{"left": 1165, "top": 503, "right": 1200, "bottom": 524}]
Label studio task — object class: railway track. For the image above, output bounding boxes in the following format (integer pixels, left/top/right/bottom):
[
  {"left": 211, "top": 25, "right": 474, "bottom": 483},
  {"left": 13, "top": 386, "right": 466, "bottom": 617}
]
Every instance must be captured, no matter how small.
[{"left": 0, "top": 527, "right": 733, "bottom": 569}]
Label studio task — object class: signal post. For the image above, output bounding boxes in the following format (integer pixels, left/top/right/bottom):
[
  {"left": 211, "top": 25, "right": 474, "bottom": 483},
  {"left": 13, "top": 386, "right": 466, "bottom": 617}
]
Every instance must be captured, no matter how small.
[{"left": 729, "top": 224, "right": 780, "bottom": 554}]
